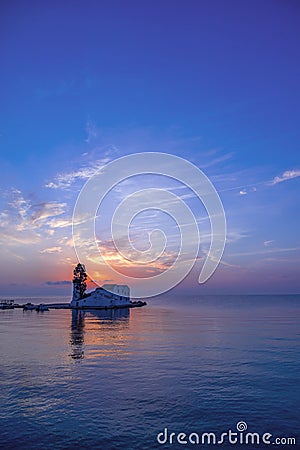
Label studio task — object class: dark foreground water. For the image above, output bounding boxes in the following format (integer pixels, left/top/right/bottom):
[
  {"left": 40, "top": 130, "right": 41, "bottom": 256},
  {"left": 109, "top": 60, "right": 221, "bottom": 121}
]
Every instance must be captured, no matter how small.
[{"left": 0, "top": 295, "right": 299, "bottom": 449}]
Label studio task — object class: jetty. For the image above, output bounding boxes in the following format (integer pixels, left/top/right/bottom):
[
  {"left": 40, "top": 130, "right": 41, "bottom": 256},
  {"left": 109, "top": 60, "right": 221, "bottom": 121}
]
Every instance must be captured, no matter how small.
[{"left": 12, "top": 300, "right": 147, "bottom": 311}]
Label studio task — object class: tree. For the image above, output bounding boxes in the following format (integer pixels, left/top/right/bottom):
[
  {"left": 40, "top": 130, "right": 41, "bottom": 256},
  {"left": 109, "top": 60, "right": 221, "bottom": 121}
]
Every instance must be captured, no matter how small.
[{"left": 73, "top": 263, "right": 87, "bottom": 299}]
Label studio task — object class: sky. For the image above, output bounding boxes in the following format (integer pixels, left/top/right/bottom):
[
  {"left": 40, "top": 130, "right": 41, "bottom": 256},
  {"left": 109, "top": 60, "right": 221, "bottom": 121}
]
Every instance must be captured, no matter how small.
[{"left": 0, "top": 0, "right": 299, "bottom": 296}]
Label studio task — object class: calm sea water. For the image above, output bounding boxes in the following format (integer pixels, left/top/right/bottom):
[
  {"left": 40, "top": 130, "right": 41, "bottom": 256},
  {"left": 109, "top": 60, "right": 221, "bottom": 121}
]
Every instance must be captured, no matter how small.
[{"left": 0, "top": 295, "right": 299, "bottom": 449}]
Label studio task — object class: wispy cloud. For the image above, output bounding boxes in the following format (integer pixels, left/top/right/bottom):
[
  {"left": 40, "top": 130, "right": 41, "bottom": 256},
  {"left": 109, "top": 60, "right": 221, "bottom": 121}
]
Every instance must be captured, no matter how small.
[
  {"left": 0, "top": 228, "right": 41, "bottom": 245},
  {"left": 85, "top": 119, "right": 98, "bottom": 143},
  {"left": 264, "top": 240, "right": 274, "bottom": 247},
  {"left": 8, "top": 189, "right": 31, "bottom": 221},
  {"left": 40, "top": 246, "right": 63, "bottom": 254},
  {"left": 31, "top": 202, "right": 67, "bottom": 224},
  {"left": 269, "top": 169, "right": 300, "bottom": 185},
  {"left": 0, "top": 191, "right": 40, "bottom": 245},
  {"left": 57, "top": 236, "right": 74, "bottom": 247},
  {"left": 5, "top": 189, "right": 67, "bottom": 227},
  {"left": 0, "top": 189, "right": 71, "bottom": 248},
  {"left": 83, "top": 235, "right": 178, "bottom": 275},
  {"left": 45, "top": 156, "right": 111, "bottom": 189},
  {"left": 47, "top": 218, "right": 73, "bottom": 229},
  {"left": 230, "top": 246, "right": 300, "bottom": 258},
  {"left": 200, "top": 152, "right": 234, "bottom": 169}
]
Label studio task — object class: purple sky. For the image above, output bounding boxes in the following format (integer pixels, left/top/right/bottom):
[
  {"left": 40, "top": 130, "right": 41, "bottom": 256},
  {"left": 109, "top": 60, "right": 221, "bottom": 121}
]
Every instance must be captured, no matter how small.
[{"left": 0, "top": 0, "right": 299, "bottom": 296}]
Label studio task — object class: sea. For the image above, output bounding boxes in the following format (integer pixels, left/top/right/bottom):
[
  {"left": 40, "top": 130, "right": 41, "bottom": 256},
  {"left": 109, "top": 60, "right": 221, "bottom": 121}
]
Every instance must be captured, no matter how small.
[{"left": 0, "top": 295, "right": 299, "bottom": 450}]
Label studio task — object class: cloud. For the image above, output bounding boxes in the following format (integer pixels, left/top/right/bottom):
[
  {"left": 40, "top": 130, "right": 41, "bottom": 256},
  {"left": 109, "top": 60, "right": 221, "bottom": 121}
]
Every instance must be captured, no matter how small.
[
  {"left": 230, "top": 246, "right": 300, "bottom": 258},
  {"left": 40, "top": 246, "right": 63, "bottom": 254},
  {"left": 45, "top": 280, "right": 72, "bottom": 285},
  {"left": 0, "top": 189, "right": 75, "bottom": 255},
  {"left": 200, "top": 152, "right": 234, "bottom": 169},
  {"left": 0, "top": 228, "right": 41, "bottom": 245},
  {"left": 239, "top": 190, "right": 247, "bottom": 195},
  {"left": 47, "top": 218, "right": 73, "bottom": 228},
  {"left": 8, "top": 189, "right": 31, "bottom": 219},
  {"left": 58, "top": 236, "right": 74, "bottom": 247},
  {"left": 45, "top": 157, "right": 111, "bottom": 189},
  {"left": 269, "top": 169, "right": 300, "bottom": 185},
  {"left": 0, "top": 190, "right": 73, "bottom": 250},
  {"left": 225, "top": 229, "right": 250, "bottom": 243},
  {"left": 5, "top": 189, "right": 67, "bottom": 230},
  {"left": 264, "top": 240, "right": 274, "bottom": 247},
  {"left": 85, "top": 119, "right": 98, "bottom": 143},
  {"left": 0, "top": 191, "right": 41, "bottom": 245},
  {"left": 31, "top": 202, "right": 67, "bottom": 224},
  {"left": 84, "top": 236, "right": 178, "bottom": 275}
]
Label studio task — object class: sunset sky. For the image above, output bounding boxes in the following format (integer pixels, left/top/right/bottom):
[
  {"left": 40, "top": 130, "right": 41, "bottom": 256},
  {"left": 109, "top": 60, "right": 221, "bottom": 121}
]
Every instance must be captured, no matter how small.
[{"left": 0, "top": 0, "right": 299, "bottom": 296}]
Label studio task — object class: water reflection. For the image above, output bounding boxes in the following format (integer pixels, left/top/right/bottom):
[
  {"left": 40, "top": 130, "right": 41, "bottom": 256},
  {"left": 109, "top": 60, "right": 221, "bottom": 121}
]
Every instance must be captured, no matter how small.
[
  {"left": 70, "top": 308, "right": 130, "bottom": 360},
  {"left": 70, "top": 309, "right": 86, "bottom": 360}
]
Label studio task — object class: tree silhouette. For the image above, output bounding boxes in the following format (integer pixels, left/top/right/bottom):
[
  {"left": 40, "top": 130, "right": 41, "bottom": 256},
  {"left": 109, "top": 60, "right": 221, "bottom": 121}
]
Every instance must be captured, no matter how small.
[{"left": 73, "top": 263, "right": 87, "bottom": 299}]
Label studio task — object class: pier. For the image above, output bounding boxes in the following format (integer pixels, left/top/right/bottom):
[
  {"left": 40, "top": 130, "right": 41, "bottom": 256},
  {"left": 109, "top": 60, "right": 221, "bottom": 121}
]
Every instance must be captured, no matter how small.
[{"left": 10, "top": 301, "right": 147, "bottom": 311}]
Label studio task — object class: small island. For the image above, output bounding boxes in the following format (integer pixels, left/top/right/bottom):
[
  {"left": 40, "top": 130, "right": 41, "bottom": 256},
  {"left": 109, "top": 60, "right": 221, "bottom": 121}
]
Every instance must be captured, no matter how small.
[{"left": 70, "top": 263, "right": 146, "bottom": 310}]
